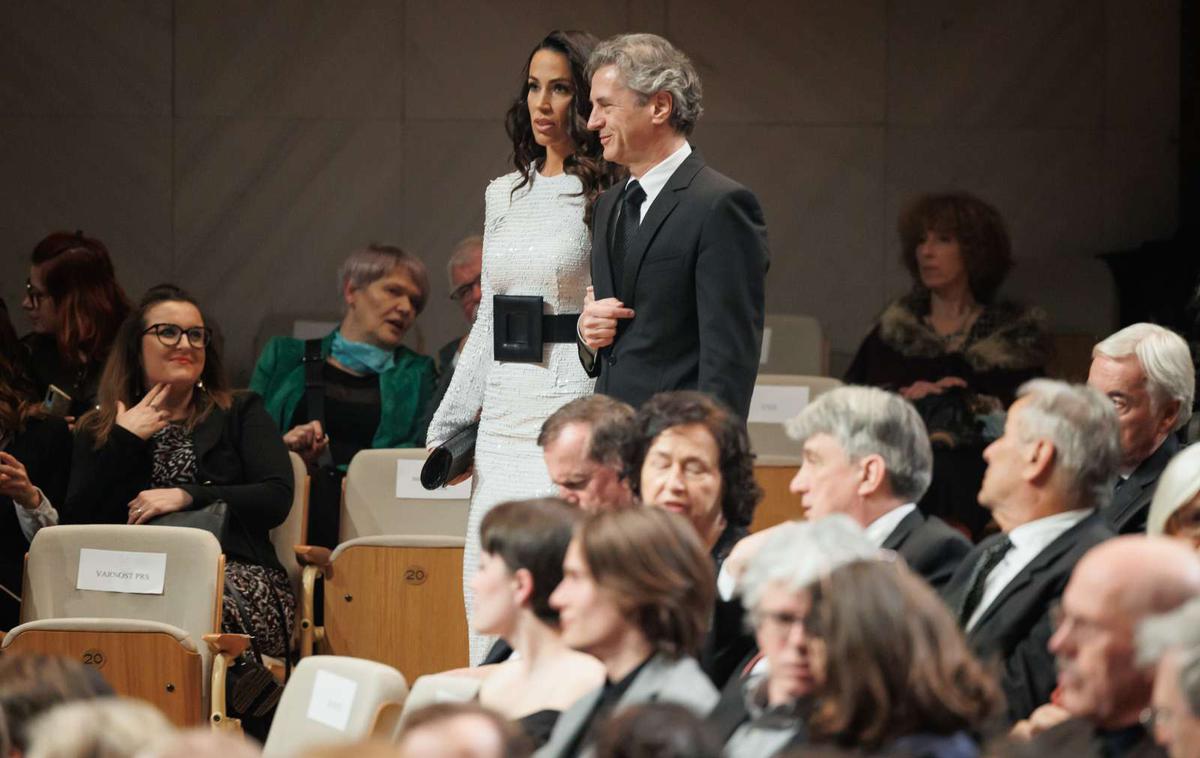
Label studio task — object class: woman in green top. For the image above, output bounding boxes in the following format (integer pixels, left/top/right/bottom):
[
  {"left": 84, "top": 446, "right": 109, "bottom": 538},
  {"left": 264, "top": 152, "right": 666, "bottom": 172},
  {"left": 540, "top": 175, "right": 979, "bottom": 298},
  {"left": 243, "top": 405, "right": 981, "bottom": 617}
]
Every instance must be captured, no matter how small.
[{"left": 250, "top": 244, "right": 436, "bottom": 468}]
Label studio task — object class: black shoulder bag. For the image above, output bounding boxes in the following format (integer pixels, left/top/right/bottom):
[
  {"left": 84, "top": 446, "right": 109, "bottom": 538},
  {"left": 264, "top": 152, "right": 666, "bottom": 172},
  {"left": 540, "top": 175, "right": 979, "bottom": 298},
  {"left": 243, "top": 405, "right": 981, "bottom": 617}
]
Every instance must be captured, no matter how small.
[{"left": 303, "top": 338, "right": 344, "bottom": 549}]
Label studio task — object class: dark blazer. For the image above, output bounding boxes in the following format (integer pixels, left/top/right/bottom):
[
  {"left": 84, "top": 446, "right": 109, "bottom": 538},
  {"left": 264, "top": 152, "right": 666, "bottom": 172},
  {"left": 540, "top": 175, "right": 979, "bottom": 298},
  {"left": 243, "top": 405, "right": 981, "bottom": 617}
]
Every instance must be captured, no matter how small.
[
  {"left": 580, "top": 150, "right": 768, "bottom": 418},
  {"left": 1, "top": 416, "right": 72, "bottom": 630},
  {"left": 883, "top": 509, "right": 972, "bottom": 592},
  {"left": 62, "top": 392, "right": 293, "bottom": 569},
  {"left": 1005, "top": 718, "right": 1165, "bottom": 757},
  {"left": 941, "top": 511, "right": 1113, "bottom": 722},
  {"left": 1105, "top": 435, "right": 1181, "bottom": 535}
]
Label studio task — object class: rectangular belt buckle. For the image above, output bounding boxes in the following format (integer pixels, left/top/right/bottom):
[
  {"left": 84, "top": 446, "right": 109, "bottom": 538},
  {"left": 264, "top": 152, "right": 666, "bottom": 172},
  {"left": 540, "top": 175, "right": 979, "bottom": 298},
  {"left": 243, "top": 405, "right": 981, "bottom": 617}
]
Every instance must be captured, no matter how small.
[{"left": 493, "top": 294, "right": 543, "bottom": 362}]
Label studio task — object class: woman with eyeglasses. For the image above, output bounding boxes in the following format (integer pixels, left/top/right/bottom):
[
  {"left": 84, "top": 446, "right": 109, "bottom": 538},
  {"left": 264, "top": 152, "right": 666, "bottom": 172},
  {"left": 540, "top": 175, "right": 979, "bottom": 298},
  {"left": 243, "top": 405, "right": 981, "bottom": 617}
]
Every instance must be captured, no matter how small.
[
  {"left": 62, "top": 284, "right": 295, "bottom": 657},
  {"left": 20, "top": 231, "right": 131, "bottom": 420}
]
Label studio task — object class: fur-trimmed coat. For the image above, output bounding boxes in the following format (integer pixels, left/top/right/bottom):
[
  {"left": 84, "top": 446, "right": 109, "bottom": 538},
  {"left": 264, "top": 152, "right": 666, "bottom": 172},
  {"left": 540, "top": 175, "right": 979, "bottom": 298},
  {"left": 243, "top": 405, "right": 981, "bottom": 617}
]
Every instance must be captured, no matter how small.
[{"left": 845, "top": 293, "right": 1051, "bottom": 407}]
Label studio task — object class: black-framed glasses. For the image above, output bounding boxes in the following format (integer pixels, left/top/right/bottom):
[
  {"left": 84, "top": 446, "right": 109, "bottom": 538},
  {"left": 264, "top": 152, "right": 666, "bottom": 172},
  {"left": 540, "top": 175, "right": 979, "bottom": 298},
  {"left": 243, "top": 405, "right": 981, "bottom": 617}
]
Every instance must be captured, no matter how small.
[
  {"left": 24, "top": 279, "right": 45, "bottom": 308},
  {"left": 449, "top": 275, "right": 481, "bottom": 302},
  {"left": 142, "top": 323, "right": 212, "bottom": 348}
]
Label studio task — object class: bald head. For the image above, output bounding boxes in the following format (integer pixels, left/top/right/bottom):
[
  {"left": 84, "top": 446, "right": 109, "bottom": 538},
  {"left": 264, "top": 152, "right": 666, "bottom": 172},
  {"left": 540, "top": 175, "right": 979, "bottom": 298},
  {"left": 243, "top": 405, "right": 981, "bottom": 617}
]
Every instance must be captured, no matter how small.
[{"left": 1051, "top": 536, "right": 1200, "bottom": 729}]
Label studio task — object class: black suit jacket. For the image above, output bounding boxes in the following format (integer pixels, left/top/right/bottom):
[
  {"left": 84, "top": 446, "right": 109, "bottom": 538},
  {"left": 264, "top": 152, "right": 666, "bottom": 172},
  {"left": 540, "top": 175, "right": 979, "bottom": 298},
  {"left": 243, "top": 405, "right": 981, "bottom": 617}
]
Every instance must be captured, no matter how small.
[
  {"left": 1105, "top": 435, "right": 1180, "bottom": 535},
  {"left": 882, "top": 509, "right": 972, "bottom": 592},
  {"left": 581, "top": 150, "right": 768, "bottom": 418},
  {"left": 941, "top": 511, "right": 1114, "bottom": 722}
]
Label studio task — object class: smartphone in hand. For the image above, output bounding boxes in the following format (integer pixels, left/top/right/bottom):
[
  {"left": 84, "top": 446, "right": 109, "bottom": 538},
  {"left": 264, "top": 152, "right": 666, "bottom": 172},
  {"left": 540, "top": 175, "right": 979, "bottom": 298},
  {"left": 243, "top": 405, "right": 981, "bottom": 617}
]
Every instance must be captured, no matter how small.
[{"left": 43, "top": 384, "right": 72, "bottom": 417}]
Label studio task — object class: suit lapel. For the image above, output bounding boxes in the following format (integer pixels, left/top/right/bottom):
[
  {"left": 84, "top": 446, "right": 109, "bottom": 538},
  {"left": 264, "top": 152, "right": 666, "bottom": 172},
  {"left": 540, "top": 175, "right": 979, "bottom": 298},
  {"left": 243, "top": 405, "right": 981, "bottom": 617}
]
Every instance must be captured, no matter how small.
[
  {"left": 1111, "top": 436, "right": 1179, "bottom": 525},
  {"left": 881, "top": 509, "right": 922, "bottom": 552},
  {"left": 619, "top": 152, "right": 705, "bottom": 309},
  {"left": 592, "top": 187, "right": 620, "bottom": 297}
]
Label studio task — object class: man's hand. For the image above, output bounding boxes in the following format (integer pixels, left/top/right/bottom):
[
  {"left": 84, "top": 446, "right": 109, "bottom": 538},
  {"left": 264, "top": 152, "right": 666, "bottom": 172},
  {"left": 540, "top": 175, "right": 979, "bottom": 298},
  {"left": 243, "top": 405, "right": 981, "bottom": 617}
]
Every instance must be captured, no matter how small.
[
  {"left": 1009, "top": 702, "right": 1070, "bottom": 741},
  {"left": 724, "top": 525, "right": 789, "bottom": 584},
  {"left": 128, "top": 488, "right": 194, "bottom": 525},
  {"left": 899, "top": 376, "right": 968, "bottom": 401},
  {"left": 578, "top": 286, "right": 635, "bottom": 351},
  {"left": 283, "top": 420, "right": 329, "bottom": 465}
]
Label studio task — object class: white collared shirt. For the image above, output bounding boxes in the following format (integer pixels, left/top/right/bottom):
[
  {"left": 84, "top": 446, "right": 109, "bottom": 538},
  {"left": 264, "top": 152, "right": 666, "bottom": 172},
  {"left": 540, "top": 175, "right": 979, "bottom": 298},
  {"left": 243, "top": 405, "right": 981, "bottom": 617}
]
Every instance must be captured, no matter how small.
[
  {"left": 863, "top": 503, "right": 918, "bottom": 548},
  {"left": 965, "top": 508, "right": 1093, "bottom": 631},
  {"left": 626, "top": 141, "right": 692, "bottom": 223}
]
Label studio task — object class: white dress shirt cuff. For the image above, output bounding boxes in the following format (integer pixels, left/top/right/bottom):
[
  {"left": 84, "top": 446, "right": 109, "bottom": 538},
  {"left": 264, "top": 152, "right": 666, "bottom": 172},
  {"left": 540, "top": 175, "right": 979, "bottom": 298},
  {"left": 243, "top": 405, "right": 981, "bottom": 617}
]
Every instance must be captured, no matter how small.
[{"left": 15, "top": 488, "right": 59, "bottom": 542}]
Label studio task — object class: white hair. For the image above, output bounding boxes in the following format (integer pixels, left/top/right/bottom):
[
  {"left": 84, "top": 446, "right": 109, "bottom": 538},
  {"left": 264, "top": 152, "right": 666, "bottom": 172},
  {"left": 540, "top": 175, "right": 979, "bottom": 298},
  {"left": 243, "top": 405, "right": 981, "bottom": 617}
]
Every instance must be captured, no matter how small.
[
  {"left": 25, "top": 697, "right": 174, "bottom": 758},
  {"left": 445, "top": 235, "right": 482, "bottom": 284},
  {"left": 1148, "top": 444, "right": 1200, "bottom": 536},
  {"left": 1094, "top": 323, "right": 1194, "bottom": 432},
  {"left": 1137, "top": 596, "right": 1200, "bottom": 666},
  {"left": 588, "top": 34, "right": 704, "bottom": 135},
  {"left": 738, "top": 515, "right": 880, "bottom": 616},
  {"left": 784, "top": 385, "right": 933, "bottom": 503},
  {"left": 336, "top": 243, "right": 430, "bottom": 314},
  {"left": 1015, "top": 379, "right": 1121, "bottom": 509}
]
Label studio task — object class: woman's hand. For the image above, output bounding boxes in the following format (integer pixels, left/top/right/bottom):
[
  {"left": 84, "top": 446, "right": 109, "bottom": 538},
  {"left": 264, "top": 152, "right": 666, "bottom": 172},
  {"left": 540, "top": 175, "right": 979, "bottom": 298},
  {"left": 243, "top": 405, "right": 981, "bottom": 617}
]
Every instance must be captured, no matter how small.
[
  {"left": 899, "top": 376, "right": 968, "bottom": 401},
  {"left": 283, "top": 420, "right": 329, "bottom": 465},
  {"left": 116, "top": 383, "right": 170, "bottom": 440},
  {"left": 127, "top": 488, "right": 193, "bottom": 525},
  {"left": 0, "top": 451, "right": 41, "bottom": 509}
]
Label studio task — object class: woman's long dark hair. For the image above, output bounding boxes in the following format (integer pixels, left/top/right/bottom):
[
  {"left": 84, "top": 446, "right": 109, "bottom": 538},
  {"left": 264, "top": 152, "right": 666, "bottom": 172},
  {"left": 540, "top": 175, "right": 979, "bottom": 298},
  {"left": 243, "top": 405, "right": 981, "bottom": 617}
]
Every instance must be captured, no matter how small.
[
  {"left": 0, "top": 300, "right": 39, "bottom": 434},
  {"left": 78, "top": 284, "right": 232, "bottom": 447},
  {"left": 504, "top": 30, "right": 617, "bottom": 227}
]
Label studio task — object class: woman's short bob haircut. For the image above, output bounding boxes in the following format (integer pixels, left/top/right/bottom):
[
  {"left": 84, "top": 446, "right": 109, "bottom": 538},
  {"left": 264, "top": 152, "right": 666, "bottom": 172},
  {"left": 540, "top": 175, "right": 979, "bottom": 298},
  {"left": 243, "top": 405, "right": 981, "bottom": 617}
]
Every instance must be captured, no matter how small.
[
  {"left": 480, "top": 497, "right": 582, "bottom": 623},
  {"left": 627, "top": 391, "right": 761, "bottom": 530},
  {"left": 337, "top": 244, "right": 430, "bottom": 315},
  {"left": 577, "top": 507, "right": 715, "bottom": 659},
  {"left": 898, "top": 191, "right": 1013, "bottom": 304}
]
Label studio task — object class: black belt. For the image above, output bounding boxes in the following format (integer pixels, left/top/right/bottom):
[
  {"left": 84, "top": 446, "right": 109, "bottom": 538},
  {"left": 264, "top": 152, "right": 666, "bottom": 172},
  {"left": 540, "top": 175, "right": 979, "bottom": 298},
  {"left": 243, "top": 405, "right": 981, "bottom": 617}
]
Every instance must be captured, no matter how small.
[{"left": 493, "top": 294, "right": 580, "bottom": 362}]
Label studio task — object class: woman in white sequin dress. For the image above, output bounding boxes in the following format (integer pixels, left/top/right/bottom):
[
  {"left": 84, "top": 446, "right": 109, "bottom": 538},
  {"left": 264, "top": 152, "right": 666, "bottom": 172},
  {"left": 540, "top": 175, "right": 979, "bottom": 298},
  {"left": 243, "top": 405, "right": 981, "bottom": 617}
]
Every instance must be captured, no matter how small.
[{"left": 428, "top": 30, "right": 614, "bottom": 664}]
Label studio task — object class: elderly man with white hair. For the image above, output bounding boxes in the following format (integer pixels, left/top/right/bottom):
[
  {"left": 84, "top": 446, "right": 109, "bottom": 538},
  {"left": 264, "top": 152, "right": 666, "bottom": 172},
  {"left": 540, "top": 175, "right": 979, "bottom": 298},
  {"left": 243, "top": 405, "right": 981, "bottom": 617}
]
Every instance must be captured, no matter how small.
[
  {"left": 1088, "top": 323, "right": 1195, "bottom": 534},
  {"left": 1137, "top": 596, "right": 1200, "bottom": 758},
  {"left": 942, "top": 379, "right": 1118, "bottom": 722},
  {"left": 784, "top": 385, "right": 971, "bottom": 590},
  {"left": 707, "top": 516, "right": 879, "bottom": 758}
]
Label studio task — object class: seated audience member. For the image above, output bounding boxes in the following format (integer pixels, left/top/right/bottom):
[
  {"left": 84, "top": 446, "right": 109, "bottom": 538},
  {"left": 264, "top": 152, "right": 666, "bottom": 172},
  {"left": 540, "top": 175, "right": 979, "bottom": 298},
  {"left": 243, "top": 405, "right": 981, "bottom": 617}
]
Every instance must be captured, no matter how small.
[
  {"left": 594, "top": 703, "right": 723, "bottom": 758},
  {"left": 627, "top": 391, "right": 761, "bottom": 686},
  {"left": 153, "top": 729, "right": 262, "bottom": 758},
  {"left": 713, "top": 517, "right": 879, "bottom": 758},
  {"left": 1087, "top": 323, "right": 1194, "bottom": 534},
  {"left": 396, "top": 702, "right": 531, "bottom": 758},
  {"left": 804, "top": 560, "right": 1002, "bottom": 757},
  {"left": 785, "top": 385, "right": 971, "bottom": 590},
  {"left": 0, "top": 301, "right": 72, "bottom": 630},
  {"left": 251, "top": 244, "right": 436, "bottom": 467},
  {"left": 942, "top": 379, "right": 1118, "bottom": 721},
  {"left": 539, "top": 396, "right": 636, "bottom": 511},
  {"left": 539, "top": 508, "right": 719, "bottom": 756},
  {"left": 1148, "top": 444, "right": 1200, "bottom": 548},
  {"left": 24, "top": 697, "right": 175, "bottom": 758},
  {"left": 62, "top": 285, "right": 296, "bottom": 658},
  {"left": 1136, "top": 597, "right": 1200, "bottom": 758},
  {"left": 426, "top": 235, "right": 483, "bottom": 420},
  {"left": 1009, "top": 537, "right": 1200, "bottom": 756},
  {"left": 471, "top": 498, "right": 605, "bottom": 747},
  {"left": 845, "top": 192, "right": 1050, "bottom": 540},
  {"left": 20, "top": 231, "right": 132, "bottom": 419},
  {"left": 0, "top": 654, "right": 114, "bottom": 758}
]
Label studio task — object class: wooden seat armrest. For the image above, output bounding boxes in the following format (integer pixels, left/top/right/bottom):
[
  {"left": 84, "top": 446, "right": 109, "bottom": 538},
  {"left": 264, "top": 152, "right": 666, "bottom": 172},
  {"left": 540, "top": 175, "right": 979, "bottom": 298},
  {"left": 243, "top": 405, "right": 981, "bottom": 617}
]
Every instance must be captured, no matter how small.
[
  {"left": 298, "top": 563, "right": 325, "bottom": 658},
  {"left": 295, "top": 545, "right": 332, "bottom": 568},
  {"left": 203, "top": 633, "right": 252, "bottom": 659}
]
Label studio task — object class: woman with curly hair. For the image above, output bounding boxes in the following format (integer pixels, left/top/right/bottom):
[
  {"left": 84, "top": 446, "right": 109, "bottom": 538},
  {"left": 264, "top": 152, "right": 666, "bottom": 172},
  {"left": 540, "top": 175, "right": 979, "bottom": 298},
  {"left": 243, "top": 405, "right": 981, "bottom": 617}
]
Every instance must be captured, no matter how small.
[
  {"left": 846, "top": 192, "right": 1051, "bottom": 539},
  {"left": 427, "top": 29, "right": 617, "bottom": 665}
]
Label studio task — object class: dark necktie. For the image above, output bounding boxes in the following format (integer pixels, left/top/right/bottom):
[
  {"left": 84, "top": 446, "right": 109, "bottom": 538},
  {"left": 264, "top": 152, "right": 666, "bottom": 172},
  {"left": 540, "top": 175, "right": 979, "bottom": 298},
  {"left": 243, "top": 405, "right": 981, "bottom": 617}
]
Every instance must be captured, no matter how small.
[
  {"left": 958, "top": 536, "right": 1013, "bottom": 625},
  {"left": 610, "top": 180, "right": 646, "bottom": 300}
]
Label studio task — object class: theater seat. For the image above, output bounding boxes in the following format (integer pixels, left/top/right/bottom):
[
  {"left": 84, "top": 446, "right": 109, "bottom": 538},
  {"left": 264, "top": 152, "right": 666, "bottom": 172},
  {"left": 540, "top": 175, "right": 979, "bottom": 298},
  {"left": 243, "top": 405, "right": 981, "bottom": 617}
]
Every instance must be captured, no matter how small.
[
  {"left": 263, "top": 452, "right": 310, "bottom": 680},
  {"left": 261, "top": 655, "right": 408, "bottom": 756},
  {"left": 2, "top": 525, "right": 245, "bottom": 729},
  {"left": 398, "top": 674, "right": 482, "bottom": 727}
]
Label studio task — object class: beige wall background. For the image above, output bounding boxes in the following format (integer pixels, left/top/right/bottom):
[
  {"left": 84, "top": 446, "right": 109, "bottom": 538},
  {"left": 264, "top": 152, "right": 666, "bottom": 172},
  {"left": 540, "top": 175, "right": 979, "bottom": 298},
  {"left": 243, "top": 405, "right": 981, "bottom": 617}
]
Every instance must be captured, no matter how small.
[{"left": 0, "top": 0, "right": 1179, "bottom": 383}]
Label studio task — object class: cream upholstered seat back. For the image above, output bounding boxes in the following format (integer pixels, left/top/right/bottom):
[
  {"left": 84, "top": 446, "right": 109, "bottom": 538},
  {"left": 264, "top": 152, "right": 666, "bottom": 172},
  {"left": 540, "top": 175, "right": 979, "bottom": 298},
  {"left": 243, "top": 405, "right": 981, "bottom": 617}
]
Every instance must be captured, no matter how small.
[
  {"left": 761, "top": 313, "right": 827, "bottom": 375},
  {"left": 748, "top": 374, "right": 844, "bottom": 461},
  {"left": 271, "top": 452, "right": 309, "bottom": 597},
  {"left": 398, "top": 674, "right": 481, "bottom": 727},
  {"left": 20, "top": 524, "right": 223, "bottom": 648},
  {"left": 261, "top": 655, "right": 408, "bottom": 756},
  {"left": 340, "top": 449, "right": 469, "bottom": 542}
]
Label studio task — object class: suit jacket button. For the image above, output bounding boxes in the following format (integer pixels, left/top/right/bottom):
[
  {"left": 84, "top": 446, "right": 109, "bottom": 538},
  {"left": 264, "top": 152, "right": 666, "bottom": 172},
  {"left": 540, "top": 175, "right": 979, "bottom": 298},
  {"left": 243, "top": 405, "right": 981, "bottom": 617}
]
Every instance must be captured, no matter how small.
[{"left": 608, "top": 355, "right": 617, "bottom": 366}]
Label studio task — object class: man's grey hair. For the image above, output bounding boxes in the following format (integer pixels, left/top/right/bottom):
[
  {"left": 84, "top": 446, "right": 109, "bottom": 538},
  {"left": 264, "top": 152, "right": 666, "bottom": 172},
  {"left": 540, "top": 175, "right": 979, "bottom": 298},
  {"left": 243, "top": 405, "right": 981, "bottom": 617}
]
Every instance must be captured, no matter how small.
[
  {"left": 337, "top": 243, "right": 430, "bottom": 314},
  {"left": 445, "top": 235, "right": 482, "bottom": 284},
  {"left": 784, "top": 386, "right": 933, "bottom": 503},
  {"left": 1014, "top": 379, "right": 1121, "bottom": 509},
  {"left": 738, "top": 515, "right": 879, "bottom": 616},
  {"left": 1137, "top": 597, "right": 1200, "bottom": 716},
  {"left": 588, "top": 34, "right": 703, "bottom": 135},
  {"left": 1094, "top": 323, "right": 1195, "bottom": 432}
]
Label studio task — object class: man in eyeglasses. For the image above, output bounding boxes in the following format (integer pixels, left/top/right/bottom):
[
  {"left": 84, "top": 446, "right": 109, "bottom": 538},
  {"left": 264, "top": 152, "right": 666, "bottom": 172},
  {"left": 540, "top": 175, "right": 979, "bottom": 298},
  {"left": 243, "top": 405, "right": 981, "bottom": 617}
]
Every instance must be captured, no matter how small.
[{"left": 425, "top": 236, "right": 483, "bottom": 425}]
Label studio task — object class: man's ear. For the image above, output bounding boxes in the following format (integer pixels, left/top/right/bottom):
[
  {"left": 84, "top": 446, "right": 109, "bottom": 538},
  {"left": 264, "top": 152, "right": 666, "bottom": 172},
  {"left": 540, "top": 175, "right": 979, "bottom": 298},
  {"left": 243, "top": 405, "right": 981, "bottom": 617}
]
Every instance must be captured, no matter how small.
[
  {"left": 649, "top": 91, "right": 674, "bottom": 125},
  {"left": 1026, "top": 439, "right": 1057, "bottom": 483},
  {"left": 1157, "top": 399, "right": 1183, "bottom": 440},
  {"left": 856, "top": 454, "right": 888, "bottom": 498}
]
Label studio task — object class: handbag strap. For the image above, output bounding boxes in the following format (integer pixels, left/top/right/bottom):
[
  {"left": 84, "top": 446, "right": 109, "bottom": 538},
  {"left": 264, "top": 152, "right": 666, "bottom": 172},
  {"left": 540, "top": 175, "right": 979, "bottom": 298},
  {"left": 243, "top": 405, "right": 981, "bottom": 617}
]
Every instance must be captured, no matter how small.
[{"left": 302, "top": 338, "right": 335, "bottom": 470}]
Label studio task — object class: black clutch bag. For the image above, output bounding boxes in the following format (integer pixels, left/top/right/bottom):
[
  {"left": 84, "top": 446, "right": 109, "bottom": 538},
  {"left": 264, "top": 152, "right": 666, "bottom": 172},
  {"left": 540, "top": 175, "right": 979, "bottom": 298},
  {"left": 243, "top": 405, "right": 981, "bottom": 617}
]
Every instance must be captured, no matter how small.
[
  {"left": 147, "top": 500, "right": 230, "bottom": 543},
  {"left": 421, "top": 422, "right": 479, "bottom": 490}
]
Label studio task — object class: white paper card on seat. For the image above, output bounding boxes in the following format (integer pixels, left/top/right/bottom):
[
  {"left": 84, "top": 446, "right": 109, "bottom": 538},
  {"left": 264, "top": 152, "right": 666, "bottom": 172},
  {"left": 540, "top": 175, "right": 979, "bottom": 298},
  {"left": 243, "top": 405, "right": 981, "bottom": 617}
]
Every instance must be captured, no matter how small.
[
  {"left": 307, "top": 670, "right": 358, "bottom": 731},
  {"left": 748, "top": 385, "right": 810, "bottom": 424},
  {"left": 396, "top": 459, "right": 472, "bottom": 499},
  {"left": 76, "top": 549, "right": 167, "bottom": 595}
]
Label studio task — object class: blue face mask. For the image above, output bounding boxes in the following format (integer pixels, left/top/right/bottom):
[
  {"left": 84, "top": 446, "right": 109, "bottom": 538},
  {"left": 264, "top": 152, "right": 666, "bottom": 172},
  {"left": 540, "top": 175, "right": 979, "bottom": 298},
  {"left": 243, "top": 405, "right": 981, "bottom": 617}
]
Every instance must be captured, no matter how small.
[{"left": 331, "top": 331, "right": 396, "bottom": 375}]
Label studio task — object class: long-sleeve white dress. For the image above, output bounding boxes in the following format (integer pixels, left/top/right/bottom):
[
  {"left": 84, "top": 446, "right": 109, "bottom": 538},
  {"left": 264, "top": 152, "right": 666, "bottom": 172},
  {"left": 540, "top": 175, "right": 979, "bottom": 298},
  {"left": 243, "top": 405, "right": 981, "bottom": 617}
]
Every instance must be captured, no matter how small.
[{"left": 428, "top": 169, "right": 595, "bottom": 664}]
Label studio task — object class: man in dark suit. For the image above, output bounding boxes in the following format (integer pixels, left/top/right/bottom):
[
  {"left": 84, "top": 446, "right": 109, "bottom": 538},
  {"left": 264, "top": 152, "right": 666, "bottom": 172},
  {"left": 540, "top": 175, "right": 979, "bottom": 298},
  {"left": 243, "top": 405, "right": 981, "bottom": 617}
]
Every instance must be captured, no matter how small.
[
  {"left": 1007, "top": 536, "right": 1200, "bottom": 757},
  {"left": 942, "top": 379, "right": 1120, "bottom": 722},
  {"left": 577, "top": 34, "right": 768, "bottom": 419},
  {"left": 1087, "top": 323, "right": 1194, "bottom": 534}
]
